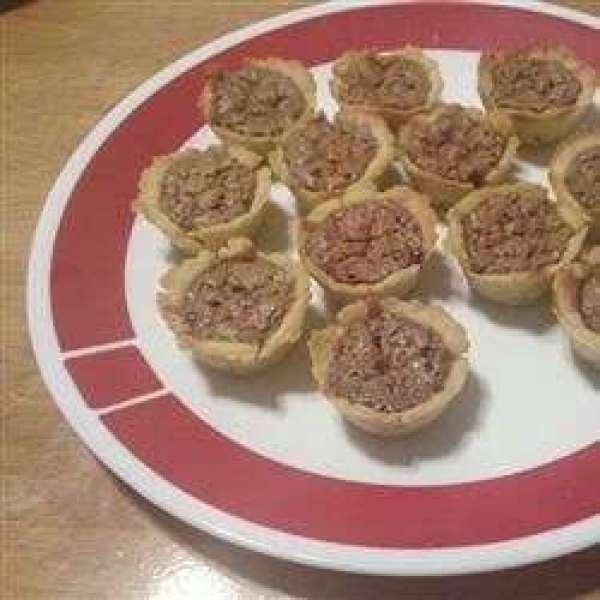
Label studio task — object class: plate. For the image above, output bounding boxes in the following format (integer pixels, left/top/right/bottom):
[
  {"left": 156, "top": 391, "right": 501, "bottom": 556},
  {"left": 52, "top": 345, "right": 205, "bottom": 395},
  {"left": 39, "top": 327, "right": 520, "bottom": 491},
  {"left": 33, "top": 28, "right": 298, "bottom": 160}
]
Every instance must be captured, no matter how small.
[{"left": 28, "top": 0, "right": 600, "bottom": 576}]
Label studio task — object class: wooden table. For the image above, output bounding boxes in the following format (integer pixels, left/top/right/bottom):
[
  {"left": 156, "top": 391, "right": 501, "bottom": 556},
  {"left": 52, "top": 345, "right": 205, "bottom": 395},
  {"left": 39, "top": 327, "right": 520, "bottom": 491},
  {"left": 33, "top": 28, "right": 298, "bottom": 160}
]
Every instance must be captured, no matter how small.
[{"left": 3, "top": 1, "right": 599, "bottom": 598}]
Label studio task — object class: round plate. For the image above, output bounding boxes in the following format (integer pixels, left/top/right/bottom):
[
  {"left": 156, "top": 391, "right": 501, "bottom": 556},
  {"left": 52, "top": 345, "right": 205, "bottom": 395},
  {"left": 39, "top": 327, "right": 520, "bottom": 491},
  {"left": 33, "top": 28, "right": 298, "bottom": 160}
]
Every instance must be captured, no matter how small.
[{"left": 28, "top": 0, "right": 600, "bottom": 576}]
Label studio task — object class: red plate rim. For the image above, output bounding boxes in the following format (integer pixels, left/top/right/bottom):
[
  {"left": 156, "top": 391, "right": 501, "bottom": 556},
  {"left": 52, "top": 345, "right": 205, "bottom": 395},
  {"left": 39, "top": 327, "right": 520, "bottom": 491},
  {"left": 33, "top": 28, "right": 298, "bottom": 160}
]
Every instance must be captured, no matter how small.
[{"left": 28, "top": 0, "right": 600, "bottom": 575}]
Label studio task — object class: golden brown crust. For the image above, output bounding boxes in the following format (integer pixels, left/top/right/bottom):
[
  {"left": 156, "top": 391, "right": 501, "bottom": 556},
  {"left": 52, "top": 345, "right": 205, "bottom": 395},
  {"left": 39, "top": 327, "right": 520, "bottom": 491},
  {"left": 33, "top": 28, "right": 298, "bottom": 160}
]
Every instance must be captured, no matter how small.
[
  {"left": 330, "top": 47, "right": 443, "bottom": 126},
  {"left": 308, "top": 298, "right": 469, "bottom": 437},
  {"left": 550, "top": 129, "right": 600, "bottom": 241},
  {"left": 553, "top": 246, "right": 600, "bottom": 368},
  {"left": 298, "top": 186, "right": 438, "bottom": 301},
  {"left": 446, "top": 182, "right": 588, "bottom": 305},
  {"left": 478, "top": 47, "right": 597, "bottom": 146},
  {"left": 158, "top": 238, "right": 310, "bottom": 374},
  {"left": 134, "top": 146, "right": 270, "bottom": 254},
  {"left": 201, "top": 58, "right": 317, "bottom": 155},
  {"left": 269, "top": 110, "right": 395, "bottom": 212},
  {"left": 397, "top": 104, "right": 519, "bottom": 210}
]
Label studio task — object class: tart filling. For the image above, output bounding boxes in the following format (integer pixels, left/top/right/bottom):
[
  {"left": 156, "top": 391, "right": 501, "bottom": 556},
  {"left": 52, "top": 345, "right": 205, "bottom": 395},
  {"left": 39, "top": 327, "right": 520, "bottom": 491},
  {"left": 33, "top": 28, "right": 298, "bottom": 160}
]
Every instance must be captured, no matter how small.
[
  {"left": 326, "top": 310, "right": 450, "bottom": 413},
  {"left": 564, "top": 146, "right": 600, "bottom": 210},
  {"left": 208, "top": 65, "right": 306, "bottom": 138},
  {"left": 308, "top": 298, "right": 469, "bottom": 436},
  {"left": 303, "top": 199, "right": 423, "bottom": 285},
  {"left": 402, "top": 105, "right": 507, "bottom": 185},
  {"left": 179, "top": 256, "right": 293, "bottom": 344},
  {"left": 334, "top": 51, "right": 431, "bottom": 112},
  {"left": 462, "top": 185, "right": 572, "bottom": 275},
  {"left": 159, "top": 239, "right": 310, "bottom": 373},
  {"left": 282, "top": 113, "right": 377, "bottom": 193},
  {"left": 580, "top": 271, "right": 600, "bottom": 333},
  {"left": 135, "top": 146, "right": 270, "bottom": 253},
  {"left": 159, "top": 148, "right": 256, "bottom": 230},
  {"left": 484, "top": 50, "right": 581, "bottom": 113}
]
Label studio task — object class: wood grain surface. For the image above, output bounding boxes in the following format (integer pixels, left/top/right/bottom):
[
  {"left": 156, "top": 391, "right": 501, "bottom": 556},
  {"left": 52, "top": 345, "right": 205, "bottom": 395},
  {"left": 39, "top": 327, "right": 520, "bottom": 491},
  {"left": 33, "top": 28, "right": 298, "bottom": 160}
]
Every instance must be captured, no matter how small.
[{"left": 3, "top": 1, "right": 600, "bottom": 599}]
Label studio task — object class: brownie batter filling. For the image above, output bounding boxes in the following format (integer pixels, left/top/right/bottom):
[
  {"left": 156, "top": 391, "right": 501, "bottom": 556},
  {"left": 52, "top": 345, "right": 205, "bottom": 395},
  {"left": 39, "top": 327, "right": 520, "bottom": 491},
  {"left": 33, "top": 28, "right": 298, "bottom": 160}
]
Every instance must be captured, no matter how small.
[
  {"left": 326, "top": 309, "right": 451, "bottom": 412},
  {"left": 403, "top": 106, "right": 506, "bottom": 185},
  {"left": 565, "top": 146, "right": 600, "bottom": 208},
  {"left": 180, "top": 257, "right": 293, "bottom": 344},
  {"left": 462, "top": 187, "right": 572, "bottom": 274},
  {"left": 282, "top": 114, "right": 378, "bottom": 193},
  {"left": 486, "top": 51, "right": 581, "bottom": 113},
  {"left": 336, "top": 52, "right": 431, "bottom": 111},
  {"left": 580, "top": 272, "right": 600, "bottom": 333},
  {"left": 209, "top": 65, "right": 306, "bottom": 137},
  {"left": 304, "top": 201, "right": 423, "bottom": 284},
  {"left": 159, "top": 149, "right": 256, "bottom": 231}
]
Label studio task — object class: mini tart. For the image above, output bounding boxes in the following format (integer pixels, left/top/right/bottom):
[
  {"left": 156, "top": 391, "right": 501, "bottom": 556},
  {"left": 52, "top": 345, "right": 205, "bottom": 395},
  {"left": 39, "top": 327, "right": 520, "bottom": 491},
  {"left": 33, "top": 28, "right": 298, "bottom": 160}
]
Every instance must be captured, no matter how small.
[
  {"left": 550, "top": 130, "right": 600, "bottom": 240},
  {"left": 298, "top": 186, "right": 437, "bottom": 301},
  {"left": 134, "top": 145, "right": 270, "bottom": 254},
  {"left": 269, "top": 110, "right": 395, "bottom": 212},
  {"left": 478, "top": 46, "right": 596, "bottom": 146},
  {"left": 447, "top": 182, "right": 588, "bottom": 305},
  {"left": 201, "top": 58, "right": 316, "bottom": 155},
  {"left": 308, "top": 298, "right": 469, "bottom": 437},
  {"left": 330, "top": 47, "right": 443, "bottom": 125},
  {"left": 158, "top": 238, "right": 310, "bottom": 374},
  {"left": 397, "top": 103, "right": 519, "bottom": 209},
  {"left": 553, "top": 246, "right": 600, "bottom": 368}
]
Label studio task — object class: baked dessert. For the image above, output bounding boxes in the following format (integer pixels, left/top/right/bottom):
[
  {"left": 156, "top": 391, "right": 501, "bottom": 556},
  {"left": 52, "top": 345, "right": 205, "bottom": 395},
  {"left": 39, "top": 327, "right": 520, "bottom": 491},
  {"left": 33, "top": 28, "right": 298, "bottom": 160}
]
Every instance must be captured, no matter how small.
[
  {"left": 550, "top": 130, "right": 600, "bottom": 240},
  {"left": 398, "top": 104, "right": 519, "bottom": 209},
  {"left": 553, "top": 246, "right": 600, "bottom": 368},
  {"left": 158, "top": 238, "right": 310, "bottom": 374},
  {"left": 135, "top": 145, "right": 270, "bottom": 254},
  {"left": 478, "top": 46, "right": 596, "bottom": 146},
  {"left": 447, "top": 182, "right": 588, "bottom": 305},
  {"left": 270, "top": 110, "right": 395, "bottom": 211},
  {"left": 298, "top": 186, "right": 437, "bottom": 301},
  {"left": 201, "top": 58, "right": 316, "bottom": 154},
  {"left": 331, "top": 48, "right": 443, "bottom": 125},
  {"left": 308, "top": 298, "right": 469, "bottom": 437}
]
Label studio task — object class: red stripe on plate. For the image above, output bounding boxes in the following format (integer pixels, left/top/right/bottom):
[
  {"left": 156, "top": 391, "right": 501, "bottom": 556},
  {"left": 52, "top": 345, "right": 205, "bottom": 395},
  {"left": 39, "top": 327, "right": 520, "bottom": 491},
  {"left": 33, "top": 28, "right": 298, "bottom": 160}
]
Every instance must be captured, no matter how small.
[
  {"left": 65, "top": 346, "right": 162, "bottom": 410},
  {"left": 102, "top": 395, "right": 600, "bottom": 547},
  {"left": 50, "top": 3, "right": 600, "bottom": 351}
]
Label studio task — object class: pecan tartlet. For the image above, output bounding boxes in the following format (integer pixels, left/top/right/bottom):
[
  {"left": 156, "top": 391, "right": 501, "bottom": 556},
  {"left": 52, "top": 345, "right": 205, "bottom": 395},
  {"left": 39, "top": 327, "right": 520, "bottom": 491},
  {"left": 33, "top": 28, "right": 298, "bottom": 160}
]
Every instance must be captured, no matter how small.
[
  {"left": 553, "top": 246, "right": 600, "bottom": 368},
  {"left": 550, "top": 130, "right": 600, "bottom": 240},
  {"left": 308, "top": 298, "right": 469, "bottom": 437},
  {"left": 331, "top": 48, "right": 443, "bottom": 125},
  {"left": 398, "top": 104, "right": 519, "bottom": 209},
  {"left": 478, "top": 46, "right": 596, "bottom": 146},
  {"left": 270, "top": 110, "right": 395, "bottom": 211},
  {"left": 298, "top": 186, "right": 437, "bottom": 301},
  {"left": 447, "top": 182, "right": 588, "bottom": 305},
  {"left": 201, "top": 58, "right": 316, "bottom": 155},
  {"left": 135, "top": 145, "right": 270, "bottom": 254},
  {"left": 159, "top": 238, "right": 310, "bottom": 374}
]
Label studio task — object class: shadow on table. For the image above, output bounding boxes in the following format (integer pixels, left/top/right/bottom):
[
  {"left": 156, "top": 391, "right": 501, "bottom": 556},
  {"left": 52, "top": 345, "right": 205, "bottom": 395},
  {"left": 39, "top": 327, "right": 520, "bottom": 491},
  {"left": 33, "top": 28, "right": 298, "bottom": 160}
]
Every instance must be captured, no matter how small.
[{"left": 1, "top": 0, "right": 36, "bottom": 13}]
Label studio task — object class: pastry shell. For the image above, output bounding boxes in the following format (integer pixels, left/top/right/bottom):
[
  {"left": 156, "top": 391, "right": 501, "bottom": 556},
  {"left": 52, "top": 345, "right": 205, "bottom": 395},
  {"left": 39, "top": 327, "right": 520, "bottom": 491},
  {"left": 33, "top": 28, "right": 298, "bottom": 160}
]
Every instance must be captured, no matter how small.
[
  {"left": 447, "top": 182, "right": 588, "bottom": 305},
  {"left": 201, "top": 57, "right": 317, "bottom": 155},
  {"left": 134, "top": 146, "right": 271, "bottom": 254},
  {"left": 330, "top": 47, "right": 443, "bottom": 126},
  {"left": 298, "top": 185, "right": 438, "bottom": 301},
  {"left": 550, "top": 129, "right": 600, "bottom": 241},
  {"left": 308, "top": 298, "right": 469, "bottom": 437},
  {"left": 158, "top": 238, "right": 310, "bottom": 374},
  {"left": 397, "top": 104, "right": 519, "bottom": 210},
  {"left": 553, "top": 246, "right": 600, "bottom": 368},
  {"left": 269, "top": 110, "right": 395, "bottom": 212},
  {"left": 478, "top": 47, "right": 597, "bottom": 146}
]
